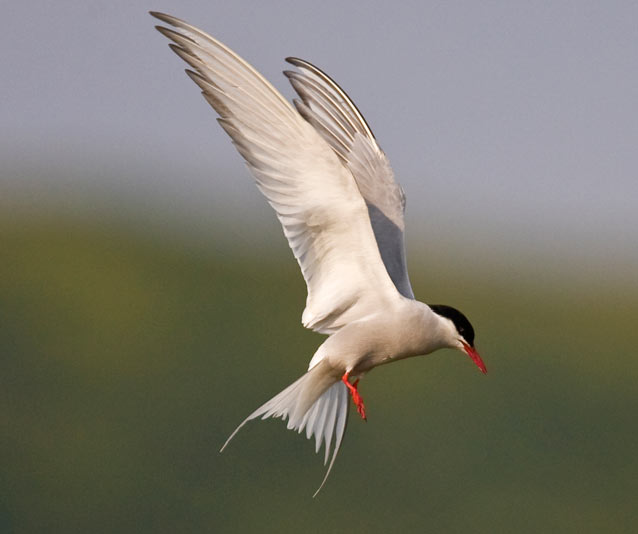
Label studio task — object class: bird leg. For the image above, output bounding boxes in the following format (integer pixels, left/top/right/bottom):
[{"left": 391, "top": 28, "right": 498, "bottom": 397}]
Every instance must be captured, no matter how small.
[{"left": 342, "top": 372, "right": 367, "bottom": 421}]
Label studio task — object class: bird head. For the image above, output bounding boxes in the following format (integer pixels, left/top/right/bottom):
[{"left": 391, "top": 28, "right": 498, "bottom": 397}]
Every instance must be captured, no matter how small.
[{"left": 429, "top": 304, "right": 487, "bottom": 374}]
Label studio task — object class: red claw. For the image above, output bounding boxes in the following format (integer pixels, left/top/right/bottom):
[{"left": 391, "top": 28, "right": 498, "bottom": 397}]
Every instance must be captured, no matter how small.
[{"left": 342, "top": 372, "right": 367, "bottom": 420}]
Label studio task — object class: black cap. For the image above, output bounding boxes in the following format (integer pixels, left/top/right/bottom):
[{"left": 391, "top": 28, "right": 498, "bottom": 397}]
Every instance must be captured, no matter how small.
[{"left": 429, "top": 304, "right": 475, "bottom": 347}]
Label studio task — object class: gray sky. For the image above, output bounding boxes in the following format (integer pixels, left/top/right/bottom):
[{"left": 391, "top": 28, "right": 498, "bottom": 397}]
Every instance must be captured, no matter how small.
[{"left": 3, "top": 1, "right": 637, "bottom": 272}]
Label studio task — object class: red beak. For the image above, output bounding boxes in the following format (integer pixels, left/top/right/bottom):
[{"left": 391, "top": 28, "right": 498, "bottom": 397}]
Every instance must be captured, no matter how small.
[{"left": 462, "top": 342, "right": 487, "bottom": 374}]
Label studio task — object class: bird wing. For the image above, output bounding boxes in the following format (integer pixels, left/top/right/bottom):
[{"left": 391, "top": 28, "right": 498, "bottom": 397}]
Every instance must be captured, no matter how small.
[
  {"left": 284, "top": 58, "right": 414, "bottom": 299},
  {"left": 152, "top": 12, "right": 401, "bottom": 333}
]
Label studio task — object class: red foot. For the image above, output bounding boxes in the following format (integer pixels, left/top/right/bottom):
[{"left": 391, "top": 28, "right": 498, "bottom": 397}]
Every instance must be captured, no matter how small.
[{"left": 342, "top": 372, "right": 367, "bottom": 421}]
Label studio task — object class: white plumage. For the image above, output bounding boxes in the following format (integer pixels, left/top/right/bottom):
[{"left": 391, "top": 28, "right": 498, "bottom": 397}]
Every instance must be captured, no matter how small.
[{"left": 152, "top": 12, "right": 487, "bottom": 496}]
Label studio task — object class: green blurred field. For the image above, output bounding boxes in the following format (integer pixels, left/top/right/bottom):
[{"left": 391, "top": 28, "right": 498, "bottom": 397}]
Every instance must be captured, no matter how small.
[{"left": 2, "top": 211, "right": 637, "bottom": 533}]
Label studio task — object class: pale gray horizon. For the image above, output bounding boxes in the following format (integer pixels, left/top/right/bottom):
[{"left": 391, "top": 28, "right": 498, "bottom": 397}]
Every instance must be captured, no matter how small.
[{"left": 2, "top": 1, "right": 637, "bottom": 274}]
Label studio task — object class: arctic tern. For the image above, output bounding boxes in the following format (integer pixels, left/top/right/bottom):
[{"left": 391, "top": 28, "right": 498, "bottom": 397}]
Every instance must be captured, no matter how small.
[{"left": 151, "top": 12, "right": 487, "bottom": 496}]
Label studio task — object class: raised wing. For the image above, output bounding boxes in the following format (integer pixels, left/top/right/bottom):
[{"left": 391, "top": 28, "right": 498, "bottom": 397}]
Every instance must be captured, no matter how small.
[
  {"left": 284, "top": 58, "right": 414, "bottom": 299},
  {"left": 151, "top": 12, "right": 400, "bottom": 333}
]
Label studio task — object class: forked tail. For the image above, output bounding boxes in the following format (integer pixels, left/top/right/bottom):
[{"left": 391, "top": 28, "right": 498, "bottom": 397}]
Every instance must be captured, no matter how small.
[{"left": 220, "top": 361, "right": 349, "bottom": 497}]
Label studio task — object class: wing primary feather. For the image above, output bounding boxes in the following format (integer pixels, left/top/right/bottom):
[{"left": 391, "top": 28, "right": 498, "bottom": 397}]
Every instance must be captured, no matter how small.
[
  {"left": 285, "top": 57, "right": 415, "bottom": 299},
  {"left": 153, "top": 12, "right": 295, "bottom": 113},
  {"left": 285, "top": 57, "right": 375, "bottom": 141},
  {"left": 286, "top": 77, "right": 356, "bottom": 145},
  {"left": 292, "top": 99, "right": 351, "bottom": 159},
  {"left": 284, "top": 70, "right": 359, "bottom": 138}
]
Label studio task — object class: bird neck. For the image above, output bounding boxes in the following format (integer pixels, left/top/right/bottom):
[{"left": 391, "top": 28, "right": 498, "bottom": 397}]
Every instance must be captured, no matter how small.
[{"left": 396, "top": 299, "right": 456, "bottom": 357}]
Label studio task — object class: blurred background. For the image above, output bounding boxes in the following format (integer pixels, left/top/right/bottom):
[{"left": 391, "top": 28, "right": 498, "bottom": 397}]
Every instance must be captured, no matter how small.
[{"left": 2, "top": 1, "right": 637, "bottom": 532}]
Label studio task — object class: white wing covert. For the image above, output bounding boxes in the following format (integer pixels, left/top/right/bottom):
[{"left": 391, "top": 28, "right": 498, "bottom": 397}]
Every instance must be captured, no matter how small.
[
  {"left": 152, "top": 13, "right": 400, "bottom": 333},
  {"left": 284, "top": 58, "right": 414, "bottom": 299}
]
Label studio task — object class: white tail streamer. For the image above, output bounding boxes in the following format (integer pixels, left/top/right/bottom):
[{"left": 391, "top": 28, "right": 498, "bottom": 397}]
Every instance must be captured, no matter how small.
[{"left": 220, "top": 362, "right": 349, "bottom": 497}]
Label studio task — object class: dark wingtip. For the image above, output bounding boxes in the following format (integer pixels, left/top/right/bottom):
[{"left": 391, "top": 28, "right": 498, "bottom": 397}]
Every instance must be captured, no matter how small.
[
  {"left": 285, "top": 57, "right": 313, "bottom": 69},
  {"left": 149, "top": 11, "right": 173, "bottom": 24}
]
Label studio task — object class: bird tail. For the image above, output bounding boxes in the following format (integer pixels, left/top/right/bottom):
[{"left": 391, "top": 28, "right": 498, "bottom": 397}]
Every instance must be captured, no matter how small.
[{"left": 220, "top": 360, "right": 349, "bottom": 497}]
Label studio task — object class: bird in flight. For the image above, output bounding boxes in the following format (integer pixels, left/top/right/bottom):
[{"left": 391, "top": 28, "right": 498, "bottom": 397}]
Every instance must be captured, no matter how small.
[{"left": 151, "top": 12, "right": 487, "bottom": 496}]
